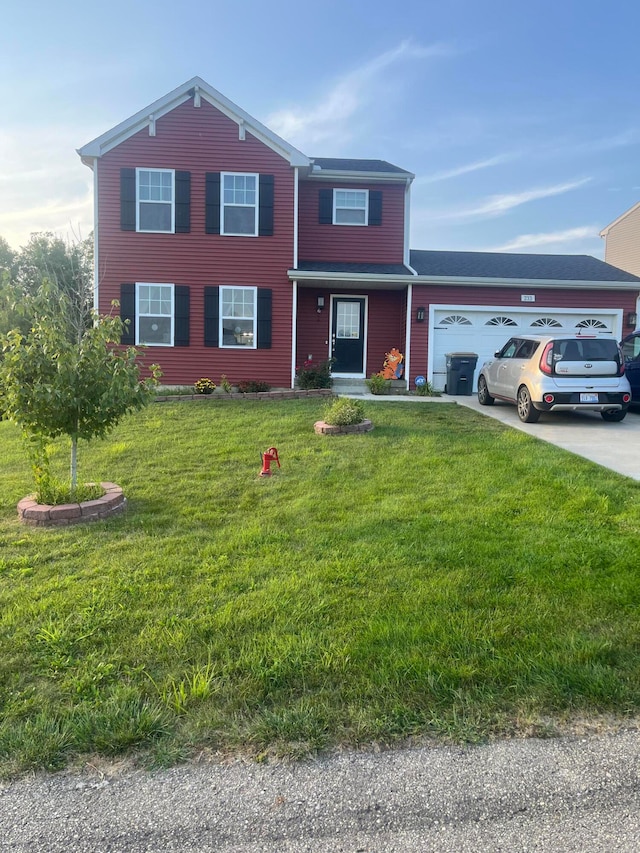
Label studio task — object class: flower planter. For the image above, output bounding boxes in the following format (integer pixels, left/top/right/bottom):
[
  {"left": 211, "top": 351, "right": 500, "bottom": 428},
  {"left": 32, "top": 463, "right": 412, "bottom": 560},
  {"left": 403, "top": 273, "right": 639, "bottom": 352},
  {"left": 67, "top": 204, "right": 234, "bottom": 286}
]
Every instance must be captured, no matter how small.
[
  {"left": 314, "top": 419, "right": 374, "bottom": 435},
  {"left": 17, "top": 483, "right": 126, "bottom": 527}
]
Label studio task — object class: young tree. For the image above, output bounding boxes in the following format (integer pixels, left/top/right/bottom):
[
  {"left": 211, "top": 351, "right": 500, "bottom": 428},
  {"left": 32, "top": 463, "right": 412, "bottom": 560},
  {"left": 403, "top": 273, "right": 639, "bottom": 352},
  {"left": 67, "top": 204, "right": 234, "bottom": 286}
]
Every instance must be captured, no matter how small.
[{"left": 0, "top": 282, "right": 160, "bottom": 495}]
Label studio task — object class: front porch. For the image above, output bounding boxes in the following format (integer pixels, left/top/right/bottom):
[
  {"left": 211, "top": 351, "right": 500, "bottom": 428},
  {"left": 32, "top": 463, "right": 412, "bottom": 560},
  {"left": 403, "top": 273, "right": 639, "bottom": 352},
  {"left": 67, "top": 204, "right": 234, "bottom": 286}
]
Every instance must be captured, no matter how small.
[{"left": 294, "top": 282, "right": 410, "bottom": 386}]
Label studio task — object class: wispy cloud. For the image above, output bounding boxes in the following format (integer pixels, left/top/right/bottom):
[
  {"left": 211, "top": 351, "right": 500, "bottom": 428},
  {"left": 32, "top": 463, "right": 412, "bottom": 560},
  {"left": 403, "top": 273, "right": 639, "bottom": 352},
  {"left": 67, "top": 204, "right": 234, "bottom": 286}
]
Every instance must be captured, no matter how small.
[
  {"left": 421, "top": 178, "right": 592, "bottom": 223},
  {"left": 488, "top": 226, "right": 599, "bottom": 252},
  {"left": 415, "top": 153, "right": 517, "bottom": 185},
  {"left": 266, "top": 39, "right": 456, "bottom": 150}
]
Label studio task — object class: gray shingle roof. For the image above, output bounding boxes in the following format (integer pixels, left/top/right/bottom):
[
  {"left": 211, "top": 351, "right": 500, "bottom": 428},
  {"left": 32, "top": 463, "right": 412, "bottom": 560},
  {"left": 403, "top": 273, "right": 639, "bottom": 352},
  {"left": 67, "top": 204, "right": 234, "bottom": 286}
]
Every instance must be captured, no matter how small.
[
  {"left": 310, "top": 158, "right": 412, "bottom": 176},
  {"left": 297, "top": 260, "right": 413, "bottom": 276},
  {"left": 410, "top": 250, "right": 640, "bottom": 283}
]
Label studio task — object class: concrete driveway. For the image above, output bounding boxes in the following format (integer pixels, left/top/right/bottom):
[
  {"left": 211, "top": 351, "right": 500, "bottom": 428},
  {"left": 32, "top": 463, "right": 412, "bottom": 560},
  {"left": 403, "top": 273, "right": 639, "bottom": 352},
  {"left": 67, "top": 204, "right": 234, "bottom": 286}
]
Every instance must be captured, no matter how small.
[{"left": 455, "top": 396, "right": 640, "bottom": 481}]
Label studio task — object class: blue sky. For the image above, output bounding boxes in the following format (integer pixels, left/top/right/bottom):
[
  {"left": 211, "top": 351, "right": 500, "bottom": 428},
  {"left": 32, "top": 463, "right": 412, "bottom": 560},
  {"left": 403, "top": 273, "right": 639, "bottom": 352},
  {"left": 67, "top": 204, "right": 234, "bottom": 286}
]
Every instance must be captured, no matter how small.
[{"left": 2, "top": 0, "right": 640, "bottom": 257}]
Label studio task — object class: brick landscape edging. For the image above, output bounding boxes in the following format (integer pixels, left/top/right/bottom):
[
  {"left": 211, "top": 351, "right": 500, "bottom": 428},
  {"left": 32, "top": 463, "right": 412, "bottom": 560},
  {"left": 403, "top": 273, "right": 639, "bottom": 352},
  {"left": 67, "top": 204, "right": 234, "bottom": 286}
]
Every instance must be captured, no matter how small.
[
  {"left": 155, "top": 389, "right": 335, "bottom": 403},
  {"left": 17, "top": 483, "right": 126, "bottom": 527},
  {"left": 314, "top": 419, "right": 374, "bottom": 435}
]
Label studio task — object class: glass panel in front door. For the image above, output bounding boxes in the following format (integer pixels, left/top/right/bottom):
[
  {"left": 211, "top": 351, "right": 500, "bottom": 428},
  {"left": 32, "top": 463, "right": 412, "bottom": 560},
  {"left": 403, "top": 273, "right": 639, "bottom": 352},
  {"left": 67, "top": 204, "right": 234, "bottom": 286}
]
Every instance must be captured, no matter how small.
[{"left": 336, "top": 302, "right": 360, "bottom": 339}]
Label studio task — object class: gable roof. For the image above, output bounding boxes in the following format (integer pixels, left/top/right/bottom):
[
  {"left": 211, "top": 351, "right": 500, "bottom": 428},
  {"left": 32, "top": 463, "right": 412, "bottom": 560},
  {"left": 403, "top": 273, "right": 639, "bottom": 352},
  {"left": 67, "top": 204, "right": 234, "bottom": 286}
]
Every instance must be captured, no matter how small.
[
  {"left": 77, "top": 76, "right": 310, "bottom": 167},
  {"left": 599, "top": 201, "right": 640, "bottom": 237},
  {"left": 410, "top": 250, "right": 640, "bottom": 284}
]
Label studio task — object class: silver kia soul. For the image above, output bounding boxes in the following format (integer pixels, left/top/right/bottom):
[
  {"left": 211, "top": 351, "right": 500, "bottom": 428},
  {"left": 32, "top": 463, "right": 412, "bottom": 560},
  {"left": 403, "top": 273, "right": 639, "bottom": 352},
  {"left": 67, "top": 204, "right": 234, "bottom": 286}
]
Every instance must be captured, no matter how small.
[{"left": 477, "top": 334, "right": 632, "bottom": 423}]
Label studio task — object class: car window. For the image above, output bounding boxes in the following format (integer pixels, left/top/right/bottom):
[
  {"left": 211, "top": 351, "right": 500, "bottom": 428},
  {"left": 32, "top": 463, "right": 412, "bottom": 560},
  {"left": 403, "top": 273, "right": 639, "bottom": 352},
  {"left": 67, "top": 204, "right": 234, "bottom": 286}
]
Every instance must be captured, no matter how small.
[
  {"left": 498, "top": 339, "right": 519, "bottom": 358},
  {"left": 555, "top": 339, "right": 620, "bottom": 362},
  {"left": 513, "top": 339, "right": 539, "bottom": 359},
  {"left": 622, "top": 335, "right": 640, "bottom": 362}
]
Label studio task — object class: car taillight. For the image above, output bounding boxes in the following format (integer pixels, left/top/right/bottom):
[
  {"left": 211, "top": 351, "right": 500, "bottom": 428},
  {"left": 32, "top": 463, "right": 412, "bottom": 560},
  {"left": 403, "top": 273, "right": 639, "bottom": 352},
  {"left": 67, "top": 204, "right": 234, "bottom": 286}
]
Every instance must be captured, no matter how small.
[
  {"left": 623, "top": 393, "right": 631, "bottom": 403},
  {"left": 539, "top": 342, "right": 554, "bottom": 375},
  {"left": 618, "top": 345, "right": 625, "bottom": 376},
  {"left": 544, "top": 394, "right": 554, "bottom": 403}
]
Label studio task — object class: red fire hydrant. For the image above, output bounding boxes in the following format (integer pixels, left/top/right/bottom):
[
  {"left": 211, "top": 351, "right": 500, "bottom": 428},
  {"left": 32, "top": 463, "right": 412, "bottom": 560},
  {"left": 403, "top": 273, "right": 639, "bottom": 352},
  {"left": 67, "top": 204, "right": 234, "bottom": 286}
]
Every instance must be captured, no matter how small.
[{"left": 259, "top": 446, "right": 280, "bottom": 477}]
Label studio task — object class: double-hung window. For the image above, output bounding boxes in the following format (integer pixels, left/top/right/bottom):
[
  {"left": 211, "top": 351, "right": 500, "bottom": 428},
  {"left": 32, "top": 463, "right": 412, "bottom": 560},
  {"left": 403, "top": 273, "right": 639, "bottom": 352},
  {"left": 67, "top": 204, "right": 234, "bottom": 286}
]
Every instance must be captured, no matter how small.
[
  {"left": 333, "top": 189, "right": 368, "bottom": 225},
  {"left": 137, "top": 168, "right": 175, "bottom": 233},
  {"left": 136, "top": 283, "right": 174, "bottom": 345},
  {"left": 221, "top": 286, "right": 257, "bottom": 347},
  {"left": 221, "top": 173, "right": 259, "bottom": 236}
]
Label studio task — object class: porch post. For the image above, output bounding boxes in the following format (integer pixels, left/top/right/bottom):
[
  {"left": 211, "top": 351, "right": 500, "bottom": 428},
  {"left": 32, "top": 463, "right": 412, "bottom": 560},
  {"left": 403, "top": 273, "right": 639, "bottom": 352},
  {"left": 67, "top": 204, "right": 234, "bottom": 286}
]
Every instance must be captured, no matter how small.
[
  {"left": 404, "top": 283, "right": 412, "bottom": 390},
  {"left": 291, "top": 280, "right": 298, "bottom": 389}
]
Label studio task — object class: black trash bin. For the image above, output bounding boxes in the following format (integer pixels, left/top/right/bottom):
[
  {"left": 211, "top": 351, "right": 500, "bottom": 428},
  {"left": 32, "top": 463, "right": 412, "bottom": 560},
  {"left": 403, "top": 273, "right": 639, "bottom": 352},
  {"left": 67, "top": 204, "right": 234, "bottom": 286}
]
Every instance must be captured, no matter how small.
[{"left": 445, "top": 352, "right": 478, "bottom": 395}]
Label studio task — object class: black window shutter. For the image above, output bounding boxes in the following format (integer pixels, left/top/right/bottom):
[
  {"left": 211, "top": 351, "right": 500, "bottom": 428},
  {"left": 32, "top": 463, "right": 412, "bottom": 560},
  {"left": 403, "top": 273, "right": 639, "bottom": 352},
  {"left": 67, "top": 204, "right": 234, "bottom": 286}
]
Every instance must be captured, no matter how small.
[
  {"left": 204, "top": 286, "right": 219, "bottom": 346},
  {"left": 175, "top": 172, "right": 191, "bottom": 233},
  {"left": 318, "top": 188, "right": 333, "bottom": 224},
  {"left": 120, "top": 283, "right": 135, "bottom": 344},
  {"left": 369, "top": 190, "right": 383, "bottom": 226},
  {"left": 258, "top": 174, "right": 274, "bottom": 236},
  {"left": 120, "top": 169, "right": 136, "bottom": 231},
  {"left": 257, "top": 288, "right": 272, "bottom": 349},
  {"left": 174, "top": 285, "right": 190, "bottom": 346},
  {"left": 205, "top": 173, "right": 221, "bottom": 234}
]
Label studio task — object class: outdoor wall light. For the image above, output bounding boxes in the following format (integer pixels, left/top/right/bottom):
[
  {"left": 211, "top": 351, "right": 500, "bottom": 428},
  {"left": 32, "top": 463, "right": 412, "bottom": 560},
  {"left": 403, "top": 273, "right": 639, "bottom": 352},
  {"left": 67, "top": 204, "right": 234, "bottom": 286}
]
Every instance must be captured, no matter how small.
[
  {"left": 627, "top": 311, "right": 638, "bottom": 327},
  {"left": 317, "top": 295, "right": 325, "bottom": 313},
  {"left": 416, "top": 306, "right": 426, "bottom": 323}
]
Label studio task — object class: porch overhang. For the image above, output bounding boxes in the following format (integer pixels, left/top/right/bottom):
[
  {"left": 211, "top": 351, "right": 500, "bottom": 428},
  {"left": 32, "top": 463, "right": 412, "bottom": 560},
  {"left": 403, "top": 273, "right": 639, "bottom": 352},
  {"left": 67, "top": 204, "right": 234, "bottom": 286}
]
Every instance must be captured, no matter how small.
[
  {"left": 289, "top": 261, "right": 413, "bottom": 291},
  {"left": 289, "top": 269, "right": 640, "bottom": 291}
]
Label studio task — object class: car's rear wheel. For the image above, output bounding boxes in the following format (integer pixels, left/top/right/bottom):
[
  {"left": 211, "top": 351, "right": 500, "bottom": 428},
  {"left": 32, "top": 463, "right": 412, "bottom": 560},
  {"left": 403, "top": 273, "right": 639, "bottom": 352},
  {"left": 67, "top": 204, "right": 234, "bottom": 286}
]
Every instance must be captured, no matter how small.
[
  {"left": 477, "top": 375, "right": 495, "bottom": 406},
  {"left": 517, "top": 386, "right": 540, "bottom": 423},
  {"left": 601, "top": 409, "right": 627, "bottom": 422}
]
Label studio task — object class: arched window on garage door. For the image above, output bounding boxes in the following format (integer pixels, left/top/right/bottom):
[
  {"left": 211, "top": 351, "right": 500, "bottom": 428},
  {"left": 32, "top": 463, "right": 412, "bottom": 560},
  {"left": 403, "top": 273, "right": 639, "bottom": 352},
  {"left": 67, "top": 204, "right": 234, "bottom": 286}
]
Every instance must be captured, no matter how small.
[
  {"left": 439, "top": 315, "right": 472, "bottom": 325},
  {"left": 576, "top": 319, "right": 609, "bottom": 330},
  {"left": 486, "top": 316, "right": 517, "bottom": 326},
  {"left": 531, "top": 317, "right": 563, "bottom": 328}
]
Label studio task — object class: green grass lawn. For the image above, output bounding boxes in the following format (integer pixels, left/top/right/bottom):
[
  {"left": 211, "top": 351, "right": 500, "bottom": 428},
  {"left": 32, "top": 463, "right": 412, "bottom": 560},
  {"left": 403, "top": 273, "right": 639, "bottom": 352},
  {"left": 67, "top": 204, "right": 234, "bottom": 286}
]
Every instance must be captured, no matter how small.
[{"left": 1, "top": 398, "right": 640, "bottom": 775}]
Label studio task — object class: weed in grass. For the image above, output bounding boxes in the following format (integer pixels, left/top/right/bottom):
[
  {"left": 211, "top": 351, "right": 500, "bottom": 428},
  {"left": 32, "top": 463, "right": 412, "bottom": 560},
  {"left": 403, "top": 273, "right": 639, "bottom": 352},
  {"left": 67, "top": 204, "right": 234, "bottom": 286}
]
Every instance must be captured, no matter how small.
[
  {"left": 148, "top": 664, "right": 218, "bottom": 715},
  {"left": 71, "top": 688, "right": 173, "bottom": 756},
  {"left": 0, "top": 714, "right": 73, "bottom": 775},
  {"left": 250, "top": 698, "right": 331, "bottom": 756}
]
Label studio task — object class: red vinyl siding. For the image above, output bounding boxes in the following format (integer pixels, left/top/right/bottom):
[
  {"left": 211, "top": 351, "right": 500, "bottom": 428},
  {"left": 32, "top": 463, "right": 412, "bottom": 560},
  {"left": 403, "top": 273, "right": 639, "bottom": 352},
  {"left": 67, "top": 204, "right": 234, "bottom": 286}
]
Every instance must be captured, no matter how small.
[
  {"left": 296, "top": 288, "right": 405, "bottom": 375},
  {"left": 408, "top": 283, "right": 639, "bottom": 382},
  {"left": 298, "top": 181, "right": 406, "bottom": 264},
  {"left": 97, "top": 99, "right": 295, "bottom": 386}
]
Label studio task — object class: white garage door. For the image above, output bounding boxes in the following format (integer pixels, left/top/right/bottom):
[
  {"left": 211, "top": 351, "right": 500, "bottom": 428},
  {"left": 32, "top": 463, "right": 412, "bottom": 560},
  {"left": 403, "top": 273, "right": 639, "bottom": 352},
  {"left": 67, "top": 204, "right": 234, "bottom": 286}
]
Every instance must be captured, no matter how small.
[{"left": 430, "top": 306, "right": 621, "bottom": 392}]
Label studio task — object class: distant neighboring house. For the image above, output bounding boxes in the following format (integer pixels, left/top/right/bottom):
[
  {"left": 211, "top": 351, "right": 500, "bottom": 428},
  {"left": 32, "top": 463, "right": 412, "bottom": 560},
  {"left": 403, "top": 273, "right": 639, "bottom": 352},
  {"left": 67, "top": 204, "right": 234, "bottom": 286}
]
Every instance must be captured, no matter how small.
[
  {"left": 77, "top": 77, "right": 640, "bottom": 391},
  {"left": 600, "top": 203, "right": 640, "bottom": 278}
]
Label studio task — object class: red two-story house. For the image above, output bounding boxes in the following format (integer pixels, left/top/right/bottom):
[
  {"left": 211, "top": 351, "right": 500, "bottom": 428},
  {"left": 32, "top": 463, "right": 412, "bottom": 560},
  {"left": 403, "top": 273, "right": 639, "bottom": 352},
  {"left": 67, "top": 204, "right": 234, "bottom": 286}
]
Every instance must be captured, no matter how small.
[{"left": 78, "top": 77, "right": 640, "bottom": 391}]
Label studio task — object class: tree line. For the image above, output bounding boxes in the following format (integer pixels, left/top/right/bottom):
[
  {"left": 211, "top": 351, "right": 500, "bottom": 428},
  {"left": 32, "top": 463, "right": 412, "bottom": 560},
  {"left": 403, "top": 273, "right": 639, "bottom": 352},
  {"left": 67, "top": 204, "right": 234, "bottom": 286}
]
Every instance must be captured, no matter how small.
[{"left": 0, "top": 232, "right": 93, "bottom": 338}]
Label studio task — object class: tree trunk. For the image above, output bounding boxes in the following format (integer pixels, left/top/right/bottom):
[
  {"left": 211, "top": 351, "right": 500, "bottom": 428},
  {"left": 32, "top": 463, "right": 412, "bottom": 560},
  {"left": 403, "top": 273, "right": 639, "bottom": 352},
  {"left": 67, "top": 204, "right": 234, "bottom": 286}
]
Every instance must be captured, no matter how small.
[{"left": 70, "top": 436, "right": 78, "bottom": 490}]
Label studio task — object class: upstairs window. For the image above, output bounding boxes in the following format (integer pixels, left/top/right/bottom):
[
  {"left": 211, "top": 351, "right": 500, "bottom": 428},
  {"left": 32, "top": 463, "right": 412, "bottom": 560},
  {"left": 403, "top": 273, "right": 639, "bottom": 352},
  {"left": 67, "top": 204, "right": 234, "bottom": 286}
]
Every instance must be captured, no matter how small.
[
  {"left": 221, "top": 173, "right": 259, "bottom": 236},
  {"left": 333, "top": 189, "right": 368, "bottom": 225},
  {"left": 137, "top": 169, "right": 174, "bottom": 233}
]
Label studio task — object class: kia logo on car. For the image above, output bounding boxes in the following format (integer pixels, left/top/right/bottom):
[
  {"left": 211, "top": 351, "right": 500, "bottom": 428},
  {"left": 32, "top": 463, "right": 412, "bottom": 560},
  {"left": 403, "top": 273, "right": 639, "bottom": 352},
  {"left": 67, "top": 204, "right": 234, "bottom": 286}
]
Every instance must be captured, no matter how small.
[{"left": 585, "top": 363, "right": 593, "bottom": 368}]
